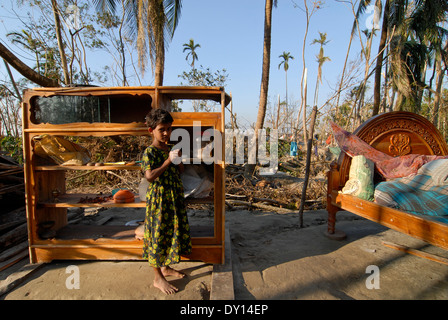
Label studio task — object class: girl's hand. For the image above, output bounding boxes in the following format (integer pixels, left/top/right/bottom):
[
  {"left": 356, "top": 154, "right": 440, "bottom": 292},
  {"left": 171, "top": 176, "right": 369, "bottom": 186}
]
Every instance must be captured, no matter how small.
[{"left": 169, "top": 149, "right": 182, "bottom": 165}]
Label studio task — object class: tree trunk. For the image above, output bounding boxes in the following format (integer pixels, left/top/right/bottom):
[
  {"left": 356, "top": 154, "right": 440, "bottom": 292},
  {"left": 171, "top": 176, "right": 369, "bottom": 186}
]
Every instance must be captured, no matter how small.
[
  {"left": 432, "top": 41, "right": 448, "bottom": 127},
  {"left": 154, "top": 45, "right": 164, "bottom": 87},
  {"left": 152, "top": 0, "right": 165, "bottom": 87},
  {"left": 245, "top": 0, "right": 273, "bottom": 178},
  {"left": 276, "top": 94, "right": 280, "bottom": 130},
  {"left": 3, "top": 59, "right": 22, "bottom": 101},
  {"left": 254, "top": 0, "right": 273, "bottom": 132},
  {"left": 372, "top": 0, "right": 390, "bottom": 116},
  {"left": 51, "top": 0, "right": 70, "bottom": 85},
  {"left": 432, "top": 57, "right": 445, "bottom": 127},
  {"left": 298, "top": 105, "right": 318, "bottom": 227},
  {"left": 0, "top": 42, "right": 59, "bottom": 87}
]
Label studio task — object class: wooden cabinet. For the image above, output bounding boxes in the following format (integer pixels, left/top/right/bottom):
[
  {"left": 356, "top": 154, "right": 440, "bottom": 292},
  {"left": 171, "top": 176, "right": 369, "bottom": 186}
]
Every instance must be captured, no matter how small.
[{"left": 22, "top": 86, "right": 230, "bottom": 264}]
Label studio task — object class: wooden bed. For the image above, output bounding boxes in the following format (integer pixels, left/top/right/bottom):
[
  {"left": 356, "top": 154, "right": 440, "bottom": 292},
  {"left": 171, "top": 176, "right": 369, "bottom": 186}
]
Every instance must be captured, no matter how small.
[{"left": 326, "top": 111, "right": 448, "bottom": 250}]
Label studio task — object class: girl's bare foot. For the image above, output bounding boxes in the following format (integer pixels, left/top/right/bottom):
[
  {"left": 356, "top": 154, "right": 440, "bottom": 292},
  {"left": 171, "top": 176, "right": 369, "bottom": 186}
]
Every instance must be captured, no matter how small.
[
  {"left": 161, "top": 266, "right": 186, "bottom": 279},
  {"left": 134, "top": 225, "right": 144, "bottom": 240},
  {"left": 153, "top": 277, "right": 178, "bottom": 295}
]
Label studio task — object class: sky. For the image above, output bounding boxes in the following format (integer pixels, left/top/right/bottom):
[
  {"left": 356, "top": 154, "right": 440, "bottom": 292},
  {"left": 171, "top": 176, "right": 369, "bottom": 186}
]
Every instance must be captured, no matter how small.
[
  {"left": 0, "top": 0, "right": 380, "bottom": 128},
  {"left": 163, "top": 0, "right": 378, "bottom": 127}
]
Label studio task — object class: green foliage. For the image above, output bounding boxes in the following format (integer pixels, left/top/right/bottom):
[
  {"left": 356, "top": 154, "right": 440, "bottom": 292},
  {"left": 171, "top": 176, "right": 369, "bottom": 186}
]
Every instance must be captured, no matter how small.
[
  {"left": 178, "top": 65, "right": 229, "bottom": 111},
  {"left": 178, "top": 65, "right": 229, "bottom": 87},
  {"left": 0, "top": 135, "right": 23, "bottom": 164}
]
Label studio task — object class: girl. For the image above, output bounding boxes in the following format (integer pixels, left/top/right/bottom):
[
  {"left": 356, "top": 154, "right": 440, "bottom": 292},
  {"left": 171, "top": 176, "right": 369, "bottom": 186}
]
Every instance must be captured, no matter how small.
[{"left": 142, "top": 108, "right": 192, "bottom": 295}]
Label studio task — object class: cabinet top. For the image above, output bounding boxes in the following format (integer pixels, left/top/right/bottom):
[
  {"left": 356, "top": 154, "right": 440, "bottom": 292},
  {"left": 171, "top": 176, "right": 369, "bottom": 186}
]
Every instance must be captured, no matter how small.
[
  {"left": 23, "top": 86, "right": 231, "bottom": 105},
  {"left": 22, "top": 86, "right": 229, "bottom": 127}
]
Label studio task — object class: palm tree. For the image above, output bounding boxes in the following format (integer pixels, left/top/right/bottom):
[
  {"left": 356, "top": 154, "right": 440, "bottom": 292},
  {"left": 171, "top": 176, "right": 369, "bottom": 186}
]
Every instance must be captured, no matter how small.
[
  {"left": 410, "top": 0, "right": 448, "bottom": 112},
  {"left": 278, "top": 51, "right": 294, "bottom": 108},
  {"left": 334, "top": 0, "right": 379, "bottom": 122},
  {"left": 6, "top": 30, "right": 42, "bottom": 73},
  {"left": 183, "top": 39, "right": 200, "bottom": 69},
  {"left": 335, "top": 0, "right": 368, "bottom": 116},
  {"left": 372, "top": 0, "right": 390, "bottom": 115},
  {"left": 254, "top": 0, "right": 277, "bottom": 132},
  {"left": 387, "top": 0, "right": 448, "bottom": 112},
  {"left": 245, "top": 0, "right": 277, "bottom": 178},
  {"left": 311, "top": 32, "right": 330, "bottom": 107},
  {"left": 94, "top": 0, "right": 182, "bottom": 86}
]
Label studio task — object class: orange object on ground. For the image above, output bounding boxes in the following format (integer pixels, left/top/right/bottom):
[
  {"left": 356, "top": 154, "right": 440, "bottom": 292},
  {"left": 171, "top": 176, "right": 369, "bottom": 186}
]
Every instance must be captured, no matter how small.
[{"left": 113, "top": 190, "right": 135, "bottom": 203}]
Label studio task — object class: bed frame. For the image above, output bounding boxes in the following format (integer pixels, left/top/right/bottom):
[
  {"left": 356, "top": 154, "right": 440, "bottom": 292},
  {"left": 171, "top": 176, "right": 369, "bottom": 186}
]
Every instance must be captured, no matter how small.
[{"left": 326, "top": 111, "right": 448, "bottom": 250}]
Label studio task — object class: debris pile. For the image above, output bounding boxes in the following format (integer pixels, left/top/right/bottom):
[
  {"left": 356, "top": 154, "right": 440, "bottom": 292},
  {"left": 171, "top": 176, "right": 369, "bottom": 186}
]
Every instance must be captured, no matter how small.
[
  {"left": 0, "top": 152, "right": 28, "bottom": 272},
  {"left": 224, "top": 148, "right": 332, "bottom": 214},
  {"left": 0, "top": 154, "right": 24, "bottom": 212}
]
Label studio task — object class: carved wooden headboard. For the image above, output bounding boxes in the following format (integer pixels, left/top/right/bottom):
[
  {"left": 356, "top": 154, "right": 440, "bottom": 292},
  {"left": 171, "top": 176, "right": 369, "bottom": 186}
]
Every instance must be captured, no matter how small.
[{"left": 336, "top": 111, "right": 448, "bottom": 188}]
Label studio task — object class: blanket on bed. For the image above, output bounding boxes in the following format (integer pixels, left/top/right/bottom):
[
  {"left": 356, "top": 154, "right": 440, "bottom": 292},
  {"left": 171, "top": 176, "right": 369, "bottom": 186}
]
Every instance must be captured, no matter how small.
[
  {"left": 374, "top": 159, "right": 448, "bottom": 216},
  {"left": 329, "top": 121, "right": 448, "bottom": 179}
]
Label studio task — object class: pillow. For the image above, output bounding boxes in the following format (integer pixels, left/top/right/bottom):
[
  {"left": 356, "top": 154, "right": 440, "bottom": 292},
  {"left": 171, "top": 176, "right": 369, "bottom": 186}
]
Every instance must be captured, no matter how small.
[
  {"left": 417, "top": 159, "right": 448, "bottom": 185},
  {"left": 341, "top": 155, "right": 375, "bottom": 201}
]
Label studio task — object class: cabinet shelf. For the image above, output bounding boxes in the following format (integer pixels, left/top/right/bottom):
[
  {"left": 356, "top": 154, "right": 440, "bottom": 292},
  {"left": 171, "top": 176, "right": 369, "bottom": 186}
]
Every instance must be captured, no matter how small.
[
  {"left": 38, "top": 193, "right": 214, "bottom": 208},
  {"left": 36, "top": 165, "right": 141, "bottom": 171},
  {"left": 36, "top": 224, "right": 214, "bottom": 242},
  {"left": 35, "top": 158, "right": 208, "bottom": 171}
]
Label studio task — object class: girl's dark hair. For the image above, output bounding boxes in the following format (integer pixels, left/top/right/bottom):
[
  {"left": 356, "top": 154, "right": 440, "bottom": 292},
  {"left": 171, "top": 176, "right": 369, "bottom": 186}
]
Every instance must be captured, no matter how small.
[{"left": 145, "top": 108, "right": 174, "bottom": 129}]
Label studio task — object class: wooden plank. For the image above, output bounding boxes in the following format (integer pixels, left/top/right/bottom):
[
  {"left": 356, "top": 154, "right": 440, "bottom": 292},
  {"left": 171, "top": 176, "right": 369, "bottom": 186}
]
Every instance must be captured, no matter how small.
[
  {"left": 210, "top": 228, "right": 234, "bottom": 300},
  {"left": 332, "top": 192, "right": 448, "bottom": 250},
  {"left": 0, "top": 241, "right": 29, "bottom": 262},
  {"left": 382, "top": 241, "right": 448, "bottom": 266},
  {"left": 0, "top": 222, "right": 28, "bottom": 249},
  {"left": 0, "top": 262, "right": 45, "bottom": 296},
  {"left": 31, "top": 244, "right": 223, "bottom": 264},
  {"left": 0, "top": 219, "right": 27, "bottom": 233},
  {"left": 0, "top": 250, "right": 29, "bottom": 272}
]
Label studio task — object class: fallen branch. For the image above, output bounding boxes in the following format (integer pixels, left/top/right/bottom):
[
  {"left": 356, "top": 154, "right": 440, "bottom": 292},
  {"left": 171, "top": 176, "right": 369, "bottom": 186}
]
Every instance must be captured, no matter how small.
[
  {"left": 106, "top": 170, "right": 137, "bottom": 192},
  {"left": 279, "top": 163, "right": 301, "bottom": 172},
  {"left": 252, "top": 197, "right": 288, "bottom": 207},
  {"left": 225, "top": 193, "right": 248, "bottom": 200},
  {"left": 66, "top": 170, "right": 95, "bottom": 181},
  {"left": 225, "top": 199, "right": 296, "bottom": 214}
]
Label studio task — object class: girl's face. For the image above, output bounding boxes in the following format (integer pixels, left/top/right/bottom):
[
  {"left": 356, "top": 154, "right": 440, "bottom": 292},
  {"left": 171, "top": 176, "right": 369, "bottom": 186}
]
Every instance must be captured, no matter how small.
[{"left": 150, "top": 122, "right": 172, "bottom": 144}]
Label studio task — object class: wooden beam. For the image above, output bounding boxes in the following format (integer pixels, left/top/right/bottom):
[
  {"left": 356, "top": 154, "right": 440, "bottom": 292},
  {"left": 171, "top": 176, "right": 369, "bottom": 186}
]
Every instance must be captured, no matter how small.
[{"left": 382, "top": 241, "right": 448, "bottom": 266}]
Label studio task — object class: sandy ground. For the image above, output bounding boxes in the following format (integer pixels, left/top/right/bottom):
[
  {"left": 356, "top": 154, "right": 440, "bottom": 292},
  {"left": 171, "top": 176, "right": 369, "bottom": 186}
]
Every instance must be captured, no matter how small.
[
  {"left": 2, "top": 206, "right": 448, "bottom": 300},
  {"left": 228, "top": 209, "right": 448, "bottom": 300}
]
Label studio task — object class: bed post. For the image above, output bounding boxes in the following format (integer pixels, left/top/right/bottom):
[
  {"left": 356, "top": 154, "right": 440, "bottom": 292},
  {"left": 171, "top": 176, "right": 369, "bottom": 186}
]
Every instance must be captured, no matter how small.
[{"left": 325, "top": 161, "right": 347, "bottom": 240}]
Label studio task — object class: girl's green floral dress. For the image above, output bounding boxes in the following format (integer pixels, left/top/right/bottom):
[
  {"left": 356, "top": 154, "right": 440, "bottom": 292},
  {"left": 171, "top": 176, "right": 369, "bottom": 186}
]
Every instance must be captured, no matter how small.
[{"left": 141, "top": 145, "right": 192, "bottom": 267}]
